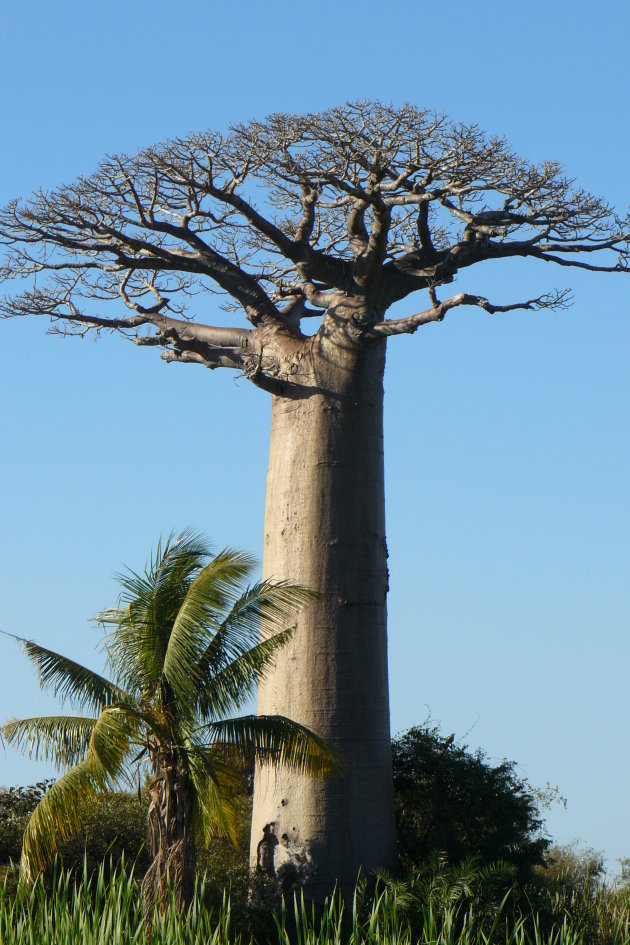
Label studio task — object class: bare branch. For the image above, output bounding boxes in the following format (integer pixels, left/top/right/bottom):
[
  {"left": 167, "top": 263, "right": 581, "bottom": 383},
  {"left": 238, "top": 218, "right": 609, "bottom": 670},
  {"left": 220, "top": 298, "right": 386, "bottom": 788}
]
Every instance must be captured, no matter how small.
[
  {"left": 1, "top": 100, "right": 628, "bottom": 356},
  {"left": 347, "top": 199, "right": 369, "bottom": 256},
  {"left": 294, "top": 186, "right": 319, "bottom": 244},
  {"left": 371, "top": 288, "right": 572, "bottom": 336},
  {"left": 416, "top": 201, "right": 436, "bottom": 256},
  {"left": 532, "top": 249, "right": 630, "bottom": 273},
  {"left": 160, "top": 347, "right": 243, "bottom": 370}
]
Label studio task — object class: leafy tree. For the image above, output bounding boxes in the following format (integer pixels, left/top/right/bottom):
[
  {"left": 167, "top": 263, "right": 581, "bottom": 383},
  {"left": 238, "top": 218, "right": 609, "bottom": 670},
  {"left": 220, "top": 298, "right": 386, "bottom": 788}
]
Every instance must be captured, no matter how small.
[
  {"left": 0, "top": 784, "right": 150, "bottom": 875},
  {"left": 536, "top": 844, "right": 605, "bottom": 895},
  {"left": 54, "top": 792, "right": 151, "bottom": 877},
  {"left": 0, "top": 531, "right": 337, "bottom": 912},
  {"left": 0, "top": 782, "right": 52, "bottom": 865},
  {"left": 1, "top": 102, "right": 628, "bottom": 895},
  {"left": 392, "top": 725, "right": 549, "bottom": 876}
]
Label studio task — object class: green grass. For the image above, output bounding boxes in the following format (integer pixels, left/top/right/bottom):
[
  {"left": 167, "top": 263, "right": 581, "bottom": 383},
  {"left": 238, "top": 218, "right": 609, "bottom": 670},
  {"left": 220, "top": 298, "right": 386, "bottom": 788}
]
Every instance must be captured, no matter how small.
[
  {"left": 2, "top": 861, "right": 630, "bottom": 945},
  {"left": 0, "top": 862, "right": 236, "bottom": 945}
]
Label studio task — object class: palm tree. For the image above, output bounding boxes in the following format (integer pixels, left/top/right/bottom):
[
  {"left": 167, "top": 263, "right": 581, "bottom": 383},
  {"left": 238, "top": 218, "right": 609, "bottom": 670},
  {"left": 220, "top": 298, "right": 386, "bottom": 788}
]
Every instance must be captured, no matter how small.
[{"left": 1, "top": 530, "right": 339, "bottom": 911}]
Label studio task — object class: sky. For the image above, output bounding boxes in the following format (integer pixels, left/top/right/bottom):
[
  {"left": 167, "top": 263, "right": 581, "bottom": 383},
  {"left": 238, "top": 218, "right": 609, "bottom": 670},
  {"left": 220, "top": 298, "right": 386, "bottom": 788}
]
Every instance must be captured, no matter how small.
[{"left": 0, "top": 1, "right": 628, "bottom": 872}]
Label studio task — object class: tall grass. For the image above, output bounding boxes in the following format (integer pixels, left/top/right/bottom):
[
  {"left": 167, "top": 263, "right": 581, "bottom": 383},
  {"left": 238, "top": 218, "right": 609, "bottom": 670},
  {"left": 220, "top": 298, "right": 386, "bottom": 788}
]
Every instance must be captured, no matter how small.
[
  {"left": 2, "top": 861, "right": 630, "bottom": 945},
  {"left": 0, "top": 861, "right": 236, "bottom": 945},
  {"left": 273, "top": 883, "right": 630, "bottom": 945}
]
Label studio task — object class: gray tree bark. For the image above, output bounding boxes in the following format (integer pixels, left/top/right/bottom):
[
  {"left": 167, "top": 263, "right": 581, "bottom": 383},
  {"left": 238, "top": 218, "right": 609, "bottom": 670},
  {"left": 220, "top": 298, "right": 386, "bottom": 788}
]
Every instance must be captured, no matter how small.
[{"left": 249, "top": 329, "right": 397, "bottom": 899}]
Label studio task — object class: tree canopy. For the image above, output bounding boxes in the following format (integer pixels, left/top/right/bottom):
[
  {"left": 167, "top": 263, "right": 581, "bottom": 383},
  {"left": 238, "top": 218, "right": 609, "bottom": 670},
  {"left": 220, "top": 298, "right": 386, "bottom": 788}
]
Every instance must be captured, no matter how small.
[{"left": 1, "top": 101, "right": 627, "bottom": 378}]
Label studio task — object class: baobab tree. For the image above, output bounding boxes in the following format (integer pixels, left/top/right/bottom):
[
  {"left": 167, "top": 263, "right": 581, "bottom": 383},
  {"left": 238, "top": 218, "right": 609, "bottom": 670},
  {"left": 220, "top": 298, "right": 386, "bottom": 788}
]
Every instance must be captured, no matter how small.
[{"left": 1, "top": 102, "right": 628, "bottom": 899}]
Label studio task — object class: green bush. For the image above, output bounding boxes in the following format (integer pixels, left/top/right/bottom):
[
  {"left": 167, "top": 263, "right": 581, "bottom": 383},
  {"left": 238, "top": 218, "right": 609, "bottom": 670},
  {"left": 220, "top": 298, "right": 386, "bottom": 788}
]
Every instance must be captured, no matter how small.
[
  {"left": 526, "top": 845, "right": 630, "bottom": 945},
  {"left": 55, "top": 792, "right": 151, "bottom": 876},
  {"left": 536, "top": 843, "right": 605, "bottom": 896},
  {"left": 392, "top": 725, "right": 549, "bottom": 877},
  {"left": 4, "top": 723, "right": 553, "bottom": 890},
  {"left": 0, "top": 783, "right": 150, "bottom": 875},
  {"left": 0, "top": 782, "right": 53, "bottom": 864}
]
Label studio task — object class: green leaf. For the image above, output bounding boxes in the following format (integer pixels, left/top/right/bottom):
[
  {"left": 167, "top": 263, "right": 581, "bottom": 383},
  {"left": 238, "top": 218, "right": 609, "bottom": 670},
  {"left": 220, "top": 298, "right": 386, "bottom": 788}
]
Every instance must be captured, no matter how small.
[
  {"left": 86, "top": 706, "right": 138, "bottom": 782},
  {"left": 197, "top": 627, "right": 294, "bottom": 722},
  {"left": 198, "top": 580, "right": 316, "bottom": 678},
  {"left": 98, "top": 529, "right": 212, "bottom": 692},
  {"left": 19, "top": 758, "right": 109, "bottom": 882},
  {"left": 186, "top": 742, "right": 239, "bottom": 847},
  {"left": 161, "top": 549, "right": 257, "bottom": 702},
  {"left": 17, "top": 705, "right": 141, "bottom": 881},
  {"left": 204, "top": 714, "right": 343, "bottom": 777},
  {"left": 1, "top": 631, "right": 128, "bottom": 713},
  {"left": 0, "top": 715, "right": 97, "bottom": 769}
]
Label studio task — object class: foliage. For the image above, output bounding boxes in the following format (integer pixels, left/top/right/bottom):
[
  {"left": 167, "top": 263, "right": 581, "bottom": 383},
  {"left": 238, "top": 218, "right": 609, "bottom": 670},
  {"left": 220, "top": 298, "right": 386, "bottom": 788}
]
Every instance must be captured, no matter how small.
[
  {"left": 392, "top": 725, "right": 549, "bottom": 876},
  {"left": 56, "top": 792, "right": 151, "bottom": 877},
  {"left": 0, "top": 860, "right": 239, "bottom": 945},
  {"left": 0, "top": 782, "right": 52, "bottom": 865},
  {"left": 2, "top": 861, "right": 630, "bottom": 945},
  {"left": 527, "top": 845, "right": 630, "bottom": 945},
  {"left": 0, "top": 530, "right": 338, "bottom": 909},
  {"left": 361, "top": 855, "right": 517, "bottom": 942},
  {"left": 7, "top": 721, "right": 628, "bottom": 945},
  {"left": 536, "top": 844, "right": 605, "bottom": 896},
  {"left": 0, "top": 782, "right": 150, "bottom": 877},
  {"left": 2, "top": 722, "right": 555, "bottom": 893}
]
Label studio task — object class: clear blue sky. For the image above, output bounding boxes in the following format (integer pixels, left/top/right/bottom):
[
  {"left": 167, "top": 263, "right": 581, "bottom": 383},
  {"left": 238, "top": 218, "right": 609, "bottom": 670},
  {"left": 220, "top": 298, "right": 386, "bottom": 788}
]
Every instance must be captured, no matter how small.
[{"left": 1, "top": 1, "right": 628, "bottom": 871}]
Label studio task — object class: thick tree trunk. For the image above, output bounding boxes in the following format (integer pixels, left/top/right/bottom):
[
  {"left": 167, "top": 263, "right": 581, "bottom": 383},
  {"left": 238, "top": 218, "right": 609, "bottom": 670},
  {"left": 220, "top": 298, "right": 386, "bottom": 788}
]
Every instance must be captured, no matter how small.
[{"left": 250, "top": 337, "right": 396, "bottom": 900}]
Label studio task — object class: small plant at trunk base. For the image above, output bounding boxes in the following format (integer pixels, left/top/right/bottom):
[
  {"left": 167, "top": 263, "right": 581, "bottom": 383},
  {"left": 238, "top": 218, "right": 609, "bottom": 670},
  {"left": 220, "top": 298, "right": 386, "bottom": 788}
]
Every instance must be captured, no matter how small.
[{"left": 0, "top": 530, "right": 339, "bottom": 914}]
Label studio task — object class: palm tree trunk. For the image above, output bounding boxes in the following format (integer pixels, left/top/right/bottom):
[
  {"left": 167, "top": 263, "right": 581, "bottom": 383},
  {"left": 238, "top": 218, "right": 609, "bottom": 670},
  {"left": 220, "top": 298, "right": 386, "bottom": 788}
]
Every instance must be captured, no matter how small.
[{"left": 142, "top": 761, "right": 196, "bottom": 915}]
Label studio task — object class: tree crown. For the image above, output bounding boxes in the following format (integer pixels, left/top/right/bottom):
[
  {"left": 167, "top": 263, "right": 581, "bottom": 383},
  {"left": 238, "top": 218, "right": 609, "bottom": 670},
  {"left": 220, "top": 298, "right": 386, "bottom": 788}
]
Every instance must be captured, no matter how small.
[{"left": 1, "top": 101, "right": 627, "bottom": 378}]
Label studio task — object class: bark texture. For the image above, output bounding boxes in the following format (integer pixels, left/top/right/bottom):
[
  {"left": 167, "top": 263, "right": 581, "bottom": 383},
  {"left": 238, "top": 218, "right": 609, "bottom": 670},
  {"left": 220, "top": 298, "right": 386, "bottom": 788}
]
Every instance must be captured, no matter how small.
[
  {"left": 250, "top": 333, "right": 396, "bottom": 899},
  {"left": 142, "top": 756, "right": 196, "bottom": 915}
]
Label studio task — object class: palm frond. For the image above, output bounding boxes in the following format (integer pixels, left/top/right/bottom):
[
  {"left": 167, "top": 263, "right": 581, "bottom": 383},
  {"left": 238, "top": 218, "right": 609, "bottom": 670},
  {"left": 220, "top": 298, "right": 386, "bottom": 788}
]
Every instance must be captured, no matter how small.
[
  {"left": 1, "top": 631, "right": 128, "bottom": 713},
  {"left": 86, "top": 706, "right": 138, "bottom": 782},
  {"left": 97, "top": 530, "right": 212, "bottom": 692},
  {"left": 161, "top": 549, "right": 257, "bottom": 702},
  {"left": 108, "top": 700, "right": 171, "bottom": 747},
  {"left": 19, "top": 756, "right": 112, "bottom": 882},
  {"left": 197, "top": 580, "right": 316, "bottom": 679},
  {"left": 186, "top": 743, "right": 239, "bottom": 848},
  {"left": 204, "top": 714, "right": 343, "bottom": 777},
  {"left": 94, "top": 606, "right": 148, "bottom": 696},
  {"left": 197, "top": 627, "right": 294, "bottom": 722},
  {"left": 18, "top": 703, "right": 141, "bottom": 881},
  {"left": 0, "top": 715, "right": 97, "bottom": 769},
  {"left": 205, "top": 752, "right": 248, "bottom": 792}
]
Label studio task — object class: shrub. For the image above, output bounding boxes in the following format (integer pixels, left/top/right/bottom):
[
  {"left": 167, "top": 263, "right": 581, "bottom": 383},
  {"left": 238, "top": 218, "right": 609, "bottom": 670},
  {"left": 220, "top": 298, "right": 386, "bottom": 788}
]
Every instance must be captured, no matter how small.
[
  {"left": 392, "top": 724, "right": 549, "bottom": 877},
  {"left": 0, "top": 782, "right": 52, "bottom": 864},
  {"left": 0, "top": 783, "right": 150, "bottom": 875}
]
